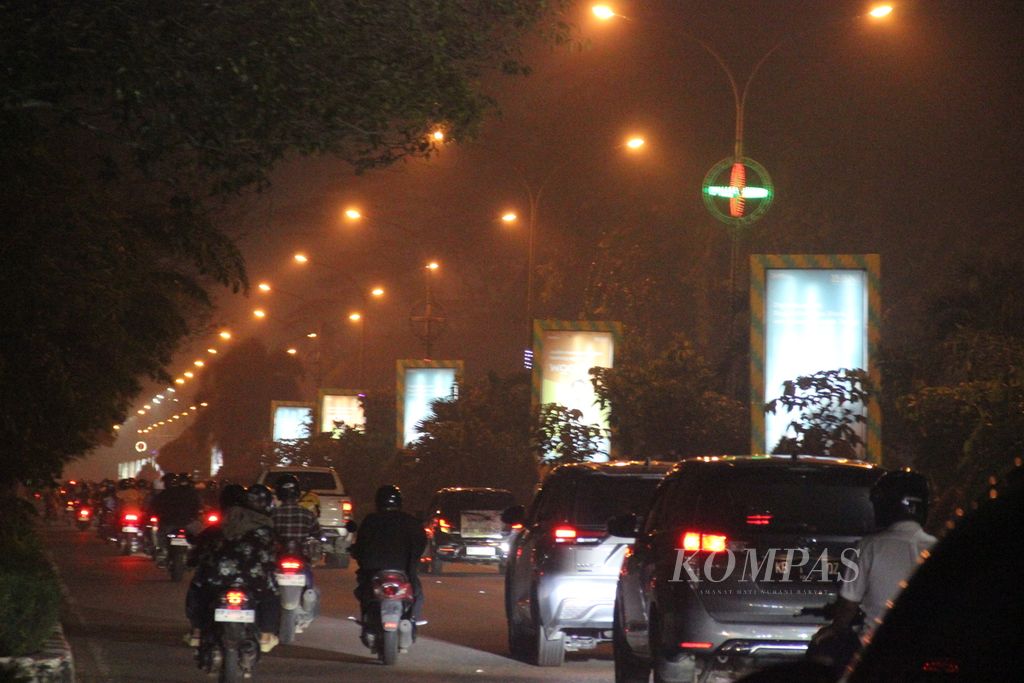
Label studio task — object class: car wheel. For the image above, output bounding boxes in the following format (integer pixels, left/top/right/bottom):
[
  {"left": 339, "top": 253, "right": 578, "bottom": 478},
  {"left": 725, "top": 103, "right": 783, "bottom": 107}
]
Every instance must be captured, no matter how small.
[
  {"left": 650, "top": 608, "right": 695, "bottom": 683},
  {"left": 614, "top": 601, "right": 650, "bottom": 683},
  {"left": 505, "top": 581, "right": 531, "bottom": 660},
  {"left": 531, "top": 588, "right": 565, "bottom": 667},
  {"left": 428, "top": 549, "right": 444, "bottom": 575}
]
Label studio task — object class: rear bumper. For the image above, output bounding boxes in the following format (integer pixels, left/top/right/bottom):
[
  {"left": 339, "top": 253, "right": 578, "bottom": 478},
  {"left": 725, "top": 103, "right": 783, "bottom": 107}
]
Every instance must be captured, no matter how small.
[
  {"left": 433, "top": 537, "right": 510, "bottom": 564},
  {"left": 537, "top": 574, "right": 617, "bottom": 636},
  {"left": 320, "top": 526, "right": 352, "bottom": 554}
]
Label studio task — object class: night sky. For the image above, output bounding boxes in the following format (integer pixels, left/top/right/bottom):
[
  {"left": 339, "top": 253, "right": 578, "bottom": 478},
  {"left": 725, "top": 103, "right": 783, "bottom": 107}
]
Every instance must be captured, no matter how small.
[{"left": 76, "top": 0, "right": 1023, "bottom": 478}]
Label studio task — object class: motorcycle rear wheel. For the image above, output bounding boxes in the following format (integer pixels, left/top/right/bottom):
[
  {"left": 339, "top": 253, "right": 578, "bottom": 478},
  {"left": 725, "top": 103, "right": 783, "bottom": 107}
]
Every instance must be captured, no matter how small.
[
  {"left": 169, "top": 550, "right": 186, "bottom": 582},
  {"left": 380, "top": 630, "right": 399, "bottom": 665},
  {"left": 279, "top": 608, "right": 297, "bottom": 645},
  {"left": 219, "top": 647, "right": 242, "bottom": 683}
]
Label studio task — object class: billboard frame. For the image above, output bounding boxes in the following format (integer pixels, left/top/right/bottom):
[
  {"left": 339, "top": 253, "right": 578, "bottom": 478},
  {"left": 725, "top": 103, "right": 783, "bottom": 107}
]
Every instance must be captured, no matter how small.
[
  {"left": 316, "top": 388, "right": 365, "bottom": 435},
  {"left": 269, "top": 400, "right": 315, "bottom": 442},
  {"left": 749, "top": 254, "right": 881, "bottom": 461},
  {"left": 395, "top": 359, "right": 464, "bottom": 450}
]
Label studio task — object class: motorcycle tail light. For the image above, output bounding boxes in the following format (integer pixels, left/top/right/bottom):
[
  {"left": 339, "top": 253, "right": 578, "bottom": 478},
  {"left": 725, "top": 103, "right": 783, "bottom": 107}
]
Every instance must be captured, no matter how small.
[
  {"left": 123, "top": 513, "right": 138, "bottom": 522},
  {"left": 375, "top": 582, "right": 411, "bottom": 600},
  {"left": 149, "top": 516, "right": 159, "bottom": 524},
  {"left": 681, "top": 531, "right": 728, "bottom": 553},
  {"left": 206, "top": 513, "right": 219, "bottom": 524},
  {"left": 225, "top": 590, "right": 246, "bottom": 607},
  {"left": 279, "top": 558, "right": 302, "bottom": 572},
  {"left": 79, "top": 509, "right": 90, "bottom": 518}
]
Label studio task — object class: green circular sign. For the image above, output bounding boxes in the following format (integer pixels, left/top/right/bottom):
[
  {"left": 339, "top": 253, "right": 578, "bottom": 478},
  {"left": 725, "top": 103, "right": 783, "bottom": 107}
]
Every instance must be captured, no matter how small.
[{"left": 701, "top": 156, "right": 774, "bottom": 226}]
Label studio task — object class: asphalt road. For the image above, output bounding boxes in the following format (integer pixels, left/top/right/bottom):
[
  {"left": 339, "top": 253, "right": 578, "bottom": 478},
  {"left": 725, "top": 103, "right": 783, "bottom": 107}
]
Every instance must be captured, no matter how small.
[{"left": 40, "top": 521, "right": 620, "bottom": 682}]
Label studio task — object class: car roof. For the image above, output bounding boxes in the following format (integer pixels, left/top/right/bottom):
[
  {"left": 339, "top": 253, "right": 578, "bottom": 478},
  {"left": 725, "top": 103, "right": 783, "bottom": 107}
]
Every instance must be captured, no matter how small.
[
  {"left": 435, "top": 486, "right": 513, "bottom": 495},
  {"left": 549, "top": 460, "right": 678, "bottom": 478},
  {"left": 669, "top": 454, "right": 880, "bottom": 474}
]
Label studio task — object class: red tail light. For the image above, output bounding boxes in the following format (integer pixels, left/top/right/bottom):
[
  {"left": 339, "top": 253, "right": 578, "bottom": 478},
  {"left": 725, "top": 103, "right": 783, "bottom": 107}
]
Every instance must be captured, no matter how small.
[
  {"left": 511, "top": 523, "right": 523, "bottom": 530},
  {"left": 206, "top": 513, "right": 219, "bottom": 524},
  {"left": 552, "top": 525, "right": 604, "bottom": 544},
  {"left": 123, "top": 513, "right": 138, "bottom": 522},
  {"left": 78, "top": 508, "right": 91, "bottom": 518},
  {"left": 681, "top": 531, "right": 728, "bottom": 553},
  {"left": 746, "top": 514, "right": 773, "bottom": 526},
  {"left": 279, "top": 558, "right": 302, "bottom": 572},
  {"left": 149, "top": 516, "right": 159, "bottom": 524},
  {"left": 438, "top": 518, "right": 452, "bottom": 533},
  {"left": 680, "top": 641, "right": 714, "bottom": 650},
  {"left": 225, "top": 590, "right": 245, "bottom": 606},
  {"left": 342, "top": 501, "right": 353, "bottom": 513}
]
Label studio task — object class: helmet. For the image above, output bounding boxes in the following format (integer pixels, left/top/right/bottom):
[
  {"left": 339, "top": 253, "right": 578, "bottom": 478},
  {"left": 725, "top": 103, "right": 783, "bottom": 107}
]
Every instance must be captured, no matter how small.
[
  {"left": 219, "top": 484, "right": 247, "bottom": 510},
  {"left": 246, "top": 484, "right": 275, "bottom": 514},
  {"left": 117, "top": 478, "right": 132, "bottom": 490},
  {"left": 274, "top": 474, "right": 301, "bottom": 503},
  {"left": 871, "top": 469, "right": 929, "bottom": 527},
  {"left": 176, "top": 473, "right": 193, "bottom": 487},
  {"left": 161, "top": 472, "right": 176, "bottom": 488},
  {"left": 375, "top": 484, "right": 403, "bottom": 512}
]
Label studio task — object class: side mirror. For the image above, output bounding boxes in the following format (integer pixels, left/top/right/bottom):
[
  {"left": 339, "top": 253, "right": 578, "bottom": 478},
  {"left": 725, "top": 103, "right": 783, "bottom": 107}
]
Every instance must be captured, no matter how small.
[
  {"left": 344, "top": 519, "right": 358, "bottom": 534},
  {"left": 607, "top": 513, "right": 639, "bottom": 539},
  {"left": 501, "top": 505, "right": 526, "bottom": 526}
]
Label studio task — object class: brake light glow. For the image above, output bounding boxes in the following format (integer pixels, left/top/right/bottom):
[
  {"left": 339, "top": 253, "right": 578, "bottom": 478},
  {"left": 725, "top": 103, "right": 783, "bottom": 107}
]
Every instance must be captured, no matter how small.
[
  {"left": 342, "top": 501, "right": 353, "bottom": 513},
  {"left": 681, "top": 531, "right": 728, "bottom": 552},
  {"left": 280, "top": 559, "right": 302, "bottom": 571},
  {"left": 553, "top": 526, "right": 577, "bottom": 542},
  {"left": 149, "top": 516, "right": 159, "bottom": 524},
  {"left": 680, "top": 641, "right": 714, "bottom": 649},
  {"left": 438, "top": 518, "right": 452, "bottom": 533},
  {"left": 206, "top": 513, "right": 219, "bottom": 524},
  {"left": 123, "top": 513, "right": 138, "bottom": 522},
  {"left": 78, "top": 509, "right": 91, "bottom": 518},
  {"left": 226, "top": 591, "right": 245, "bottom": 606},
  {"left": 511, "top": 523, "right": 523, "bottom": 530},
  {"left": 746, "top": 514, "right": 773, "bottom": 526},
  {"left": 921, "top": 659, "right": 960, "bottom": 674}
]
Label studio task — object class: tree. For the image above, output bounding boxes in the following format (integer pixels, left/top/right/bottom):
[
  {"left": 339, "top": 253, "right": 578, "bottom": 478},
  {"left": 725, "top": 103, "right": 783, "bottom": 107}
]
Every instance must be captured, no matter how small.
[
  {"left": 765, "top": 368, "right": 871, "bottom": 458},
  {"left": 0, "top": 1, "right": 572, "bottom": 485},
  {"left": 591, "top": 334, "right": 746, "bottom": 459}
]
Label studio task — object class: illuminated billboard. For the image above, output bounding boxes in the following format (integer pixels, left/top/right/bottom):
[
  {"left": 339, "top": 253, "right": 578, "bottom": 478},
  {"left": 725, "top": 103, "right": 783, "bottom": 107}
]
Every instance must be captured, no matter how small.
[
  {"left": 270, "top": 401, "right": 314, "bottom": 442},
  {"left": 750, "top": 255, "right": 881, "bottom": 460},
  {"left": 318, "top": 389, "right": 365, "bottom": 436},
  {"left": 532, "top": 320, "right": 621, "bottom": 461},
  {"left": 396, "top": 360, "right": 463, "bottom": 449}
]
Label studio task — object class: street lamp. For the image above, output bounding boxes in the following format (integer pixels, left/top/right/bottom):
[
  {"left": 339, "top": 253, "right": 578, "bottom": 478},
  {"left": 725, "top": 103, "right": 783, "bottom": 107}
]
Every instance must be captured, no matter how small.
[{"left": 501, "top": 134, "right": 646, "bottom": 347}]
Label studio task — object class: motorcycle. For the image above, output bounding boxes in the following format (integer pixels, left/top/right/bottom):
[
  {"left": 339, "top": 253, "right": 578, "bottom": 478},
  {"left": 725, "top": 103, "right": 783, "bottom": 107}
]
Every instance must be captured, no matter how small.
[
  {"left": 164, "top": 527, "right": 192, "bottom": 581},
  {"left": 198, "top": 585, "right": 261, "bottom": 683},
  {"left": 274, "top": 551, "right": 318, "bottom": 644},
  {"left": 117, "top": 510, "right": 144, "bottom": 555},
  {"left": 357, "top": 569, "right": 416, "bottom": 665},
  {"left": 74, "top": 504, "right": 93, "bottom": 530}
]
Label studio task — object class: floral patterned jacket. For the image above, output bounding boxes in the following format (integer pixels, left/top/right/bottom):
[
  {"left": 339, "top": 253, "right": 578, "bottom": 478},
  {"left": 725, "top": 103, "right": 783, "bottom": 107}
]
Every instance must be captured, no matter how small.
[{"left": 189, "top": 506, "right": 278, "bottom": 599}]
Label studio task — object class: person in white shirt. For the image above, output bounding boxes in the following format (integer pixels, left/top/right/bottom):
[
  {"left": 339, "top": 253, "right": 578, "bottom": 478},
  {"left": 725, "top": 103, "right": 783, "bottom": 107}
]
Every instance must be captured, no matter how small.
[{"left": 810, "top": 469, "right": 936, "bottom": 671}]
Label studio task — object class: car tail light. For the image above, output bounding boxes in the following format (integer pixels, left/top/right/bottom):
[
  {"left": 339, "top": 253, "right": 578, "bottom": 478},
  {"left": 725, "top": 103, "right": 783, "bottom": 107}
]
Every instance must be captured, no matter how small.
[
  {"left": 123, "top": 513, "right": 138, "bottom": 522},
  {"left": 149, "top": 516, "right": 159, "bottom": 525},
  {"left": 511, "top": 523, "right": 523, "bottom": 530},
  {"left": 681, "top": 531, "right": 728, "bottom": 553},
  {"left": 342, "top": 501, "right": 353, "bottom": 513},
  {"left": 225, "top": 590, "right": 246, "bottom": 607},
  {"left": 438, "top": 518, "right": 452, "bottom": 533},
  {"left": 206, "top": 512, "right": 220, "bottom": 524},
  {"left": 680, "top": 641, "right": 714, "bottom": 650},
  {"left": 78, "top": 508, "right": 91, "bottom": 518},
  {"left": 921, "top": 659, "right": 960, "bottom": 674},
  {"left": 279, "top": 558, "right": 302, "bottom": 572},
  {"left": 552, "top": 525, "right": 604, "bottom": 544},
  {"left": 746, "top": 514, "right": 772, "bottom": 526}
]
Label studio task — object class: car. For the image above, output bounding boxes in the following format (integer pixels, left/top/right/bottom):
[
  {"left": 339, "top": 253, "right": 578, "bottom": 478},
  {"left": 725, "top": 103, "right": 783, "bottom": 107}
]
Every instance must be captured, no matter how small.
[
  {"left": 421, "top": 487, "right": 517, "bottom": 575},
  {"left": 611, "top": 455, "right": 884, "bottom": 683},
  {"left": 502, "top": 459, "right": 676, "bottom": 667},
  {"left": 256, "top": 465, "right": 355, "bottom": 568}
]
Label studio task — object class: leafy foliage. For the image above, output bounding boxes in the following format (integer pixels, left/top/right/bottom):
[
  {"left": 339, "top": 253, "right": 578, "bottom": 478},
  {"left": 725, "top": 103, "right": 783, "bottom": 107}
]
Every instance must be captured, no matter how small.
[
  {"left": 592, "top": 335, "right": 746, "bottom": 458},
  {"left": 533, "top": 404, "right": 607, "bottom": 465},
  {"left": 0, "top": 498, "right": 60, "bottom": 657},
  {"left": 765, "top": 368, "right": 871, "bottom": 458}
]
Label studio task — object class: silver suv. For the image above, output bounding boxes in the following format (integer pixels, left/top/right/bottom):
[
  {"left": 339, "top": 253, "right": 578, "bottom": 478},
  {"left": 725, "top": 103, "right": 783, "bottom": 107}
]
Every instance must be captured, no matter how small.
[
  {"left": 503, "top": 460, "right": 675, "bottom": 667},
  {"left": 611, "top": 456, "right": 883, "bottom": 682}
]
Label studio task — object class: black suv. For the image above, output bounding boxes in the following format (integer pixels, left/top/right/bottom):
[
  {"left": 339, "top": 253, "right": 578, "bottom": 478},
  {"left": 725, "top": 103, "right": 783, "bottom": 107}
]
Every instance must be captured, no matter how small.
[
  {"left": 422, "top": 487, "right": 517, "bottom": 575},
  {"left": 503, "top": 460, "right": 676, "bottom": 666},
  {"left": 612, "top": 456, "right": 883, "bottom": 682}
]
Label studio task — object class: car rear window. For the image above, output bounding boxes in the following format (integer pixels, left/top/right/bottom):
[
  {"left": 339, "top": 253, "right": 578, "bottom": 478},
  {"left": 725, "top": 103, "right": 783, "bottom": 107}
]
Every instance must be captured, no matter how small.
[
  {"left": 683, "top": 466, "right": 877, "bottom": 536},
  {"left": 439, "top": 490, "right": 515, "bottom": 516},
  {"left": 573, "top": 475, "right": 663, "bottom": 526},
  {"left": 263, "top": 471, "right": 340, "bottom": 493}
]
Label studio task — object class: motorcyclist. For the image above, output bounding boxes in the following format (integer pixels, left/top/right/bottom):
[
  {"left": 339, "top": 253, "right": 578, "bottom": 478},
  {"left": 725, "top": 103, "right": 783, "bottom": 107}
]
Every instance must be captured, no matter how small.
[
  {"left": 188, "top": 484, "right": 281, "bottom": 653},
  {"left": 271, "top": 474, "right": 320, "bottom": 565},
  {"left": 150, "top": 472, "right": 203, "bottom": 564},
  {"left": 809, "top": 468, "right": 937, "bottom": 676},
  {"left": 349, "top": 484, "right": 427, "bottom": 639},
  {"left": 115, "top": 478, "right": 145, "bottom": 517}
]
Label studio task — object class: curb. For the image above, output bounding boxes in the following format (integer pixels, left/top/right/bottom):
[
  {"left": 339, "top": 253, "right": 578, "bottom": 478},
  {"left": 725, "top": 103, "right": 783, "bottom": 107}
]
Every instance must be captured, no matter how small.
[{"left": 0, "top": 622, "right": 74, "bottom": 683}]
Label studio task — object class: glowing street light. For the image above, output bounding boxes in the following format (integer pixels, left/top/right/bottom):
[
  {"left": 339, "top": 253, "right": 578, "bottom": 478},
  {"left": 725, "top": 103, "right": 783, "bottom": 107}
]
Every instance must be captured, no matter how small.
[
  {"left": 183, "top": 371, "right": 194, "bottom": 378},
  {"left": 293, "top": 253, "right": 309, "bottom": 264},
  {"left": 426, "top": 261, "right": 440, "bottom": 272},
  {"left": 370, "top": 287, "right": 385, "bottom": 298},
  {"left": 344, "top": 208, "right": 362, "bottom": 220},
  {"left": 626, "top": 136, "right": 646, "bottom": 150},
  {"left": 592, "top": 4, "right": 616, "bottom": 20},
  {"left": 869, "top": 5, "right": 893, "bottom": 18},
  {"left": 207, "top": 348, "right": 218, "bottom": 354},
  {"left": 348, "top": 312, "right": 362, "bottom": 322},
  {"left": 193, "top": 360, "right": 205, "bottom": 367},
  {"left": 501, "top": 212, "right": 518, "bottom": 223},
  {"left": 286, "top": 347, "right": 298, "bottom": 355},
  {"left": 253, "top": 308, "right": 267, "bottom": 319},
  {"left": 219, "top": 331, "right": 232, "bottom": 340},
  {"left": 257, "top": 282, "right": 272, "bottom": 292}
]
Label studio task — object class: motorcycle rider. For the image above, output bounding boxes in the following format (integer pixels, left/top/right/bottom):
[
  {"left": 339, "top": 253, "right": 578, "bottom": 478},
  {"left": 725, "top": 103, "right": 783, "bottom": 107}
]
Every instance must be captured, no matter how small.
[
  {"left": 349, "top": 484, "right": 427, "bottom": 642},
  {"left": 150, "top": 472, "right": 204, "bottom": 565},
  {"left": 188, "top": 484, "right": 281, "bottom": 653},
  {"left": 271, "top": 474, "right": 321, "bottom": 633},
  {"left": 809, "top": 468, "right": 937, "bottom": 675}
]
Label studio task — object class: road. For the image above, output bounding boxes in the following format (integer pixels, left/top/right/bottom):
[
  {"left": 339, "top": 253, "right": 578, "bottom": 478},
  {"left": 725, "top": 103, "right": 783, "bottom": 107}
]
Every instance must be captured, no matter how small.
[{"left": 40, "top": 522, "right": 619, "bottom": 682}]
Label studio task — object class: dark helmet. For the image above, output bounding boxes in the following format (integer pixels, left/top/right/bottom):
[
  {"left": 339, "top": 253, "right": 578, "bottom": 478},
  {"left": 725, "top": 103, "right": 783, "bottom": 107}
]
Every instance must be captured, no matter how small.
[
  {"left": 274, "top": 474, "right": 301, "bottom": 503},
  {"left": 246, "top": 484, "right": 275, "bottom": 514},
  {"left": 871, "top": 469, "right": 929, "bottom": 527},
  {"left": 176, "top": 472, "right": 194, "bottom": 487},
  {"left": 219, "top": 484, "right": 247, "bottom": 510},
  {"left": 117, "top": 478, "right": 132, "bottom": 490},
  {"left": 375, "top": 484, "right": 403, "bottom": 512},
  {"left": 161, "top": 472, "right": 177, "bottom": 487}
]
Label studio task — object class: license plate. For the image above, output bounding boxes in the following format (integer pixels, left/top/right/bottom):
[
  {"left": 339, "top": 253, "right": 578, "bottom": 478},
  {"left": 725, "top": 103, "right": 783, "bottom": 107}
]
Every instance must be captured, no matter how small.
[
  {"left": 380, "top": 601, "right": 402, "bottom": 631},
  {"left": 121, "top": 526, "right": 138, "bottom": 533},
  {"left": 215, "top": 608, "right": 255, "bottom": 623},
  {"left": 276, "top": 574, "right": 306, "bottom": 586},
  {"left": 170, "top": 537, "right": 189, "bottom": 546},
  {"left": 466, "top": 546, "right": 495, "bottom": 557}
]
